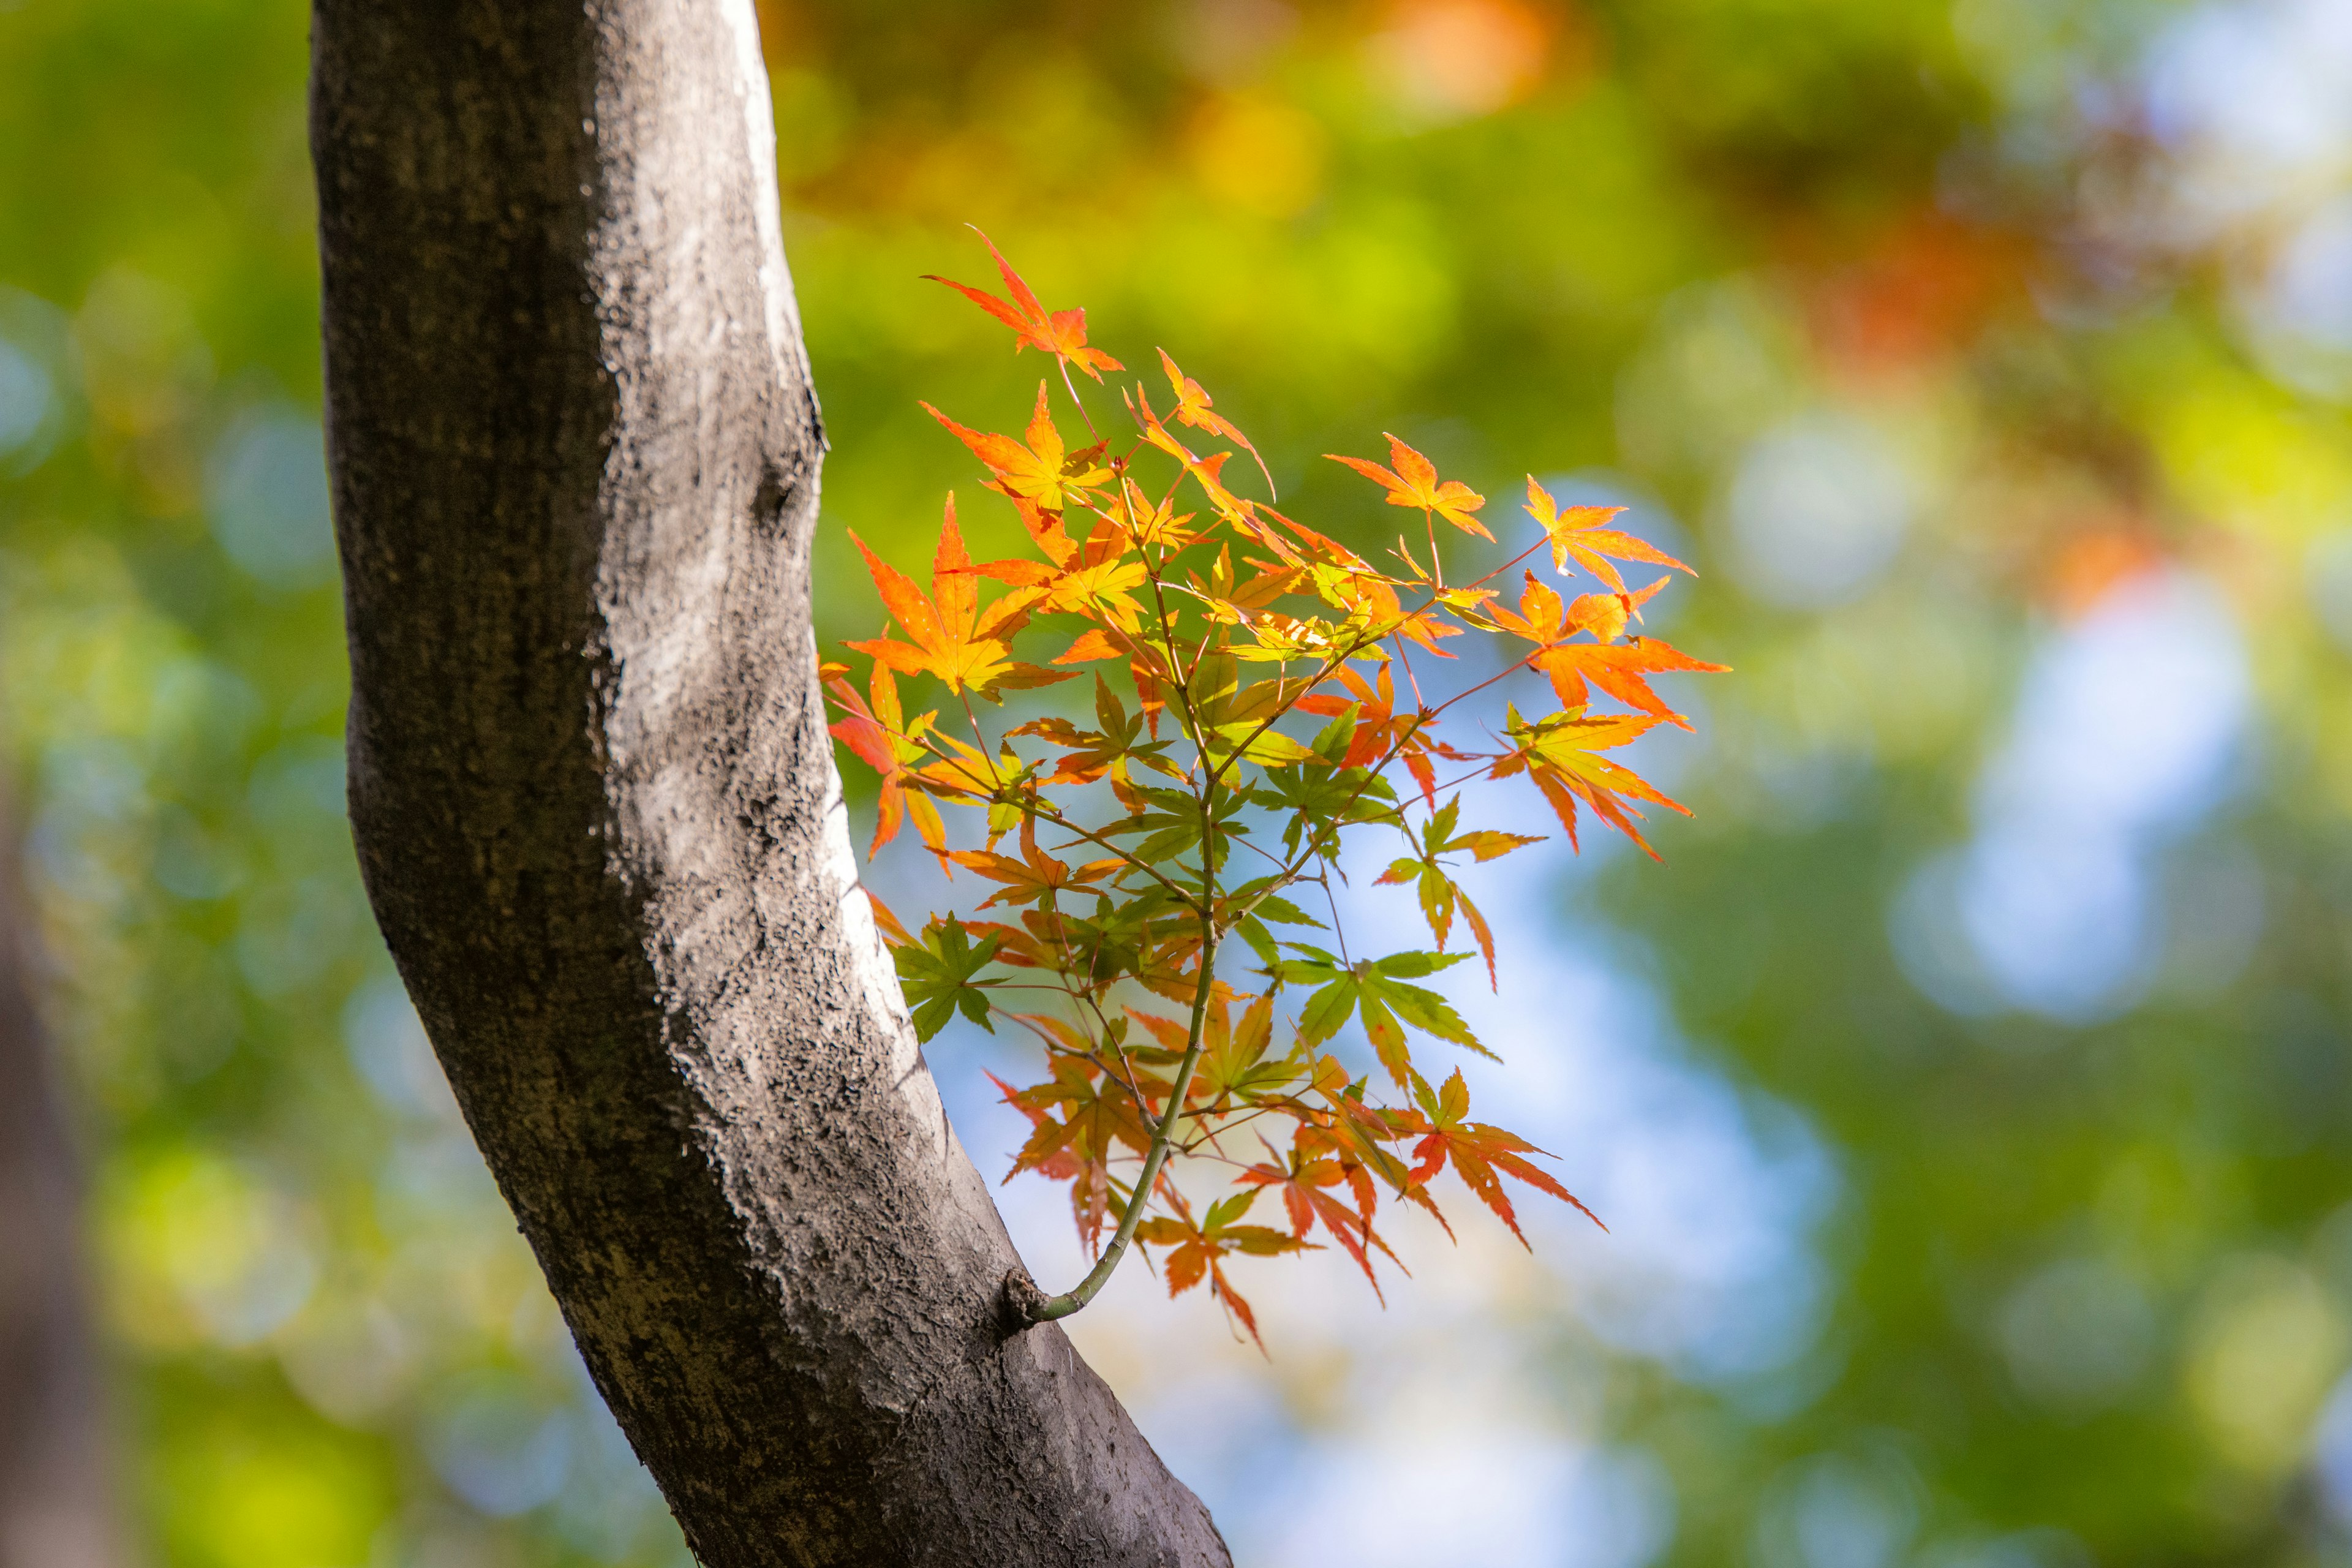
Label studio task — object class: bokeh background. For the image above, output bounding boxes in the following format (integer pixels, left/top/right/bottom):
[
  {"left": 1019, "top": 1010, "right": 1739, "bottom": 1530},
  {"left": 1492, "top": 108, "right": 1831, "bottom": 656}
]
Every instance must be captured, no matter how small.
[{"left": 6, "top": 0, "right": 2352, "bottom": 1564}]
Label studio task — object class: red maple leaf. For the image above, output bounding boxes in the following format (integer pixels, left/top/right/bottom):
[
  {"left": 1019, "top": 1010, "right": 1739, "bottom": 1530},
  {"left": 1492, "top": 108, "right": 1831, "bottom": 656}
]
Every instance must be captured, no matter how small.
[{"left": 1408, "top": 1069, "right": 1603, "bottom": 1246}]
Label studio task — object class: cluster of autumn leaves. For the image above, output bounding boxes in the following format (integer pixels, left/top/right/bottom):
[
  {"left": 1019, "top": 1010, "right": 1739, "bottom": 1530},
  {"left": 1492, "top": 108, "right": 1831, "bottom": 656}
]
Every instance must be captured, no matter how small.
[{"left": 824, "top": 234, "right": 1723, "bottom": 1343}]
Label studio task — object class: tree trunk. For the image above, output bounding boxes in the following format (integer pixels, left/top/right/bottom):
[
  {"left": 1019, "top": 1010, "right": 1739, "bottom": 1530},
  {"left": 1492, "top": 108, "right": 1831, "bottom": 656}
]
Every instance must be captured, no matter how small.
[
  {"left": 0, "top": 805, "right": 120, "bottom": 1568},
  {"left": 308, "top": 3, "right": 1227, "bottom": 1564}
]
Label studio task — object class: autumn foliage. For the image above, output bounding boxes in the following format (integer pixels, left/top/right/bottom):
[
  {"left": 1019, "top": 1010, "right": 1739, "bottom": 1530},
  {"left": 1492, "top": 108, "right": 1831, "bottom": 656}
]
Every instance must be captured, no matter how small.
[{"left": 827, "top": 232, "right": 1724, "bottom": 1346}]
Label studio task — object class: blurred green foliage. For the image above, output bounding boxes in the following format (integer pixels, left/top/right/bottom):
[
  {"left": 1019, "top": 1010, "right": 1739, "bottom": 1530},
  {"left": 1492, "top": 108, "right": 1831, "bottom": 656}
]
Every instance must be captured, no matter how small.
[{"left": 7, "top": 0, "right": 2352, "bottom": 1564}]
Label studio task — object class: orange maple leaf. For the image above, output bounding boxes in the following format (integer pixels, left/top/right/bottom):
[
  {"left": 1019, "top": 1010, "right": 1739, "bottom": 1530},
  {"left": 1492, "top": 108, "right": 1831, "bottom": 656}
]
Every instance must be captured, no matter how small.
[
  {"left": 1491, "top": 703, "right": 1688, "bottom": 859},
  {"left": 922, "top": 227, "right": 1123, "bottom": 381},
  {"left": 943, "top": 840, "right": 1123, "bottom": 910},
  {"left": 1523, "top": 477, "right": 1691, "bottom": 592},
  {"left": 1131, "top": 387, "right": 1262, "bottom": 529},
  {"left": 823, "top": 661, "right": 946, "bottom": 856},
  {"left": 998, "top": 1057, "right": 1156, "bottom": 1256},
  {"left": 1544, "top": 639, "right": 1727, "bottom": 729},
  {"left": 990, "top": 1068, "right": 1084, "bottom": 1183},
  {"left": 1487, "top": 571, "right": 1725, "bottom": 728},
  {"left": 1134, "top": 1187, "right": 1309, "bottom": 1352},
  {"left": 1327, "top": 434, "right": 1491, "bottom": 540},
  {"left": 1156, "top": 349, "right": 1275, "bottom": 497},
  {"left": 846, "top": 497, "right": 1067, "bottom": 695},
  {"left": 924, "top": 385, "right": 1110, "bottom": 514}
]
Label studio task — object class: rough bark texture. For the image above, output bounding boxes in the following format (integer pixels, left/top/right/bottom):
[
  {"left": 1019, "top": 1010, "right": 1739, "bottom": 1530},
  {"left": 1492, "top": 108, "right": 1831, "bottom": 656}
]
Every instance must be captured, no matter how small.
[
  {"left": 309, "top": 3, "right": 1228, "bottom": 1564},
  {"left": 0, "top": 808, "right": 120, "bottom": 1568}
]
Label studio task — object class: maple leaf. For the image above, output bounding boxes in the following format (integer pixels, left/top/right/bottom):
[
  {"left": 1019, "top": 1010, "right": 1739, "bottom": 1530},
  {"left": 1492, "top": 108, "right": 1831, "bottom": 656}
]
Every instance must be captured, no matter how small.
[
  {"left": 1261, "top": 508, "right": 1408, "bottom": 608},
  {"left": 1374, "top": 794, "right": 1542, "bottom": 987},
  {"left": 861, "top": 888, "right": 916, "bottom": 949},
  {"left": 899, "top": 727, "right": 1003, "bottom": 814},
  {"left": 1006, "top": 678, "right": 1182, "bottom": 786},
  {"left": 1295, "top": 662, "right": 1450, "bottom": 803},
  {"left": 1327, "top": 434, "right": 1491, "bottom": 540},
  {"left": 1107, "top": 477, "right": 1202, "bottom": 555},
  {"left": 1131, "top": 387, "right": 1263, "bottom": 529},
  {"left": 1001, "top": 488, "right": 1079, "bottom": 567},
  {"left": 1156, "top": 349, "right": 1275, "bottom": 497},
  {"left": 1221, "top": 505, "right": 1441, "bottom": 663},
  {"left": 1523, "top": 477, "right": 1692, "bottom": 591},
  {"left": 1050, "top": 627, "right": 1126, "bottom": 666},
  {"left": 846, "top": 497, "right": 1072, "bottom": 695},
  {"left": 942, "top": 839, "right": 1123, "bottom": 910},
  {"left": 1491, "top": 703, "right": 1689, "bottom": 859},
  {"left": 1134, "top": 1187, "right": 1310, "bottom": 1351},
  {"left": 1194, "top": 993, "right": 1295, "bottom": 1107},
  {"left": 960, "top": 918, "right": 1053, "bottom": 971},
  {"left": 1273, "top": 943, "right": 1494, "bottom": 1087},
  {"left": 1002, "top": 1055, "right": 1157, "bottom": 1254},
  {"left": 924, "top": 385, "right": 1111, "bottom": 513},
  {"left": 1126, "top": 992, "right": 1294, "bottom": 1115},
  {"left": 1287, "top": 1105, "right": 1389, "bottom": 1223},
  {"left": 823, "top": 662, "right": 946, "bottom": 856},
  {"left": 922, "top": 227, "right": 1123, "bottom": 381},
  {"left": 1305, "top": 1063, "right": 1449, "bottom": 1234},
  {"left": 1005, "top": 1108, "right": 1121, "bottom": 1256},
  {"left": 1408, "top": 1068, "right": 1603, "bottom": 1246},
  {"left": 1036, "top": 554, "right": 1151, "bottom": 634},
  {"left": 892, "top": 918, "right": 1001, "bottom": 1041},
  {"left": 1485, "top": 570, "right": 1725, "bottom": 729},
  {"left": 1235, "top": 1140, "right": 1403, "bottom": 1299},
  {"left": 1542, "top": 638, "right": 1727, "bottom": 729},
  {"left": 989, "top": 1069, "right": 1082, "bottom": 1183}
]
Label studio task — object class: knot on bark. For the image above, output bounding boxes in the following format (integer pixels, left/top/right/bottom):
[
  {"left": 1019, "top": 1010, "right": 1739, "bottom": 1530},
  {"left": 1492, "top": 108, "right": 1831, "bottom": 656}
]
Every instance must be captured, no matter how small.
[{"left": 1000, "top": 1267, "right": 1050, "bottom": 1334}]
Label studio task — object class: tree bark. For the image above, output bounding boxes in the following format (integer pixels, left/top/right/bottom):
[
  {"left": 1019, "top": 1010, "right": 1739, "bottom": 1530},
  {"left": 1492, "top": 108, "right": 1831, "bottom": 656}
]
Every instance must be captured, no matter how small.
[
  {"left": 0, "top": 805, "right": 120, "bottom": 1568},
  {"left": 309, "top": 3, "right": 1227, "bottom": 1564}
]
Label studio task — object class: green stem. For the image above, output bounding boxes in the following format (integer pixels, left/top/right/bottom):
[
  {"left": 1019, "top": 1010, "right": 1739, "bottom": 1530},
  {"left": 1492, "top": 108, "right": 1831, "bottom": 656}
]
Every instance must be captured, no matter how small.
[{"left": 1025, "top": 807, "right": 1219, "bottom": 1323}]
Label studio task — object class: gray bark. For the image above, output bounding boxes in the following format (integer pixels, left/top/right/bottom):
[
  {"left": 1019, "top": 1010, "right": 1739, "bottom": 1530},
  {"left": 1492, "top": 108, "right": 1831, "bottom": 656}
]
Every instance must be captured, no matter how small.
[
  {"left": 0, "top": 805, "right": 120, "bottom": 1568},
  {"left": 308, "top": 2, "right": 1227, "bottom": 1564}
]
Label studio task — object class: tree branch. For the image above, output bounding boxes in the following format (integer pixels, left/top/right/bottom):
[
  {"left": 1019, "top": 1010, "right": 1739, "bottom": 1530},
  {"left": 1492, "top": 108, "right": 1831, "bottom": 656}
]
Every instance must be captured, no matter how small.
[
  {"left": 310, "top": 2, "right": 1228, "bottom": 1562},
  {"left": 0, "top": 801, "right": 120, "bottom": 1568}
]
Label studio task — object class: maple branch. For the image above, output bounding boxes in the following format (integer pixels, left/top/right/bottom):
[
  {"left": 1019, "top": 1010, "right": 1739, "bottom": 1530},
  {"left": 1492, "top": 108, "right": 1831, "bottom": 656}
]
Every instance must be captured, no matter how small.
[
  {"left": 1133, "top": 525, "right": 1214, "bottom": 758},
  {"left": 1037, "top": 897, "right": 1172, "bottom": 1118},
  {"left": 1461, "top": 539, "right": 1551, "bottom": 594},
  {"left": 1384, "top": 636, "right": 1436, "bottom": 729},
  {"left": 1201, "top": 639, "right": 1360, "bottom": 794},
  {"left": 1023, "top": 796, "right": 1221, "bottom": 1322},
  {"left": 956, "top": 689, "right": 1008, "bottom": 792},
  {"left": 1035, "top": 808, "right": 1200, "bottom": 911},
  {"left": 853, "top": 251, "right": 1699, "bottom": 1351},
  {"left": 1317, "top": 869, "right": 1354, "bottom": 968}
]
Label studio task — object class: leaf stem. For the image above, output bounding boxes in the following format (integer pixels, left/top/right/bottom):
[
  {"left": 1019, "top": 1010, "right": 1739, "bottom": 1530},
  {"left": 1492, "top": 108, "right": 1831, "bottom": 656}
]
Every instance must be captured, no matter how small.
[
  {"left": 1058, "top": 358, "right": 1099, "bottom": 439},
  {"left": 1033, "top": 805, "right": 1200, "bottom": 910}
]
